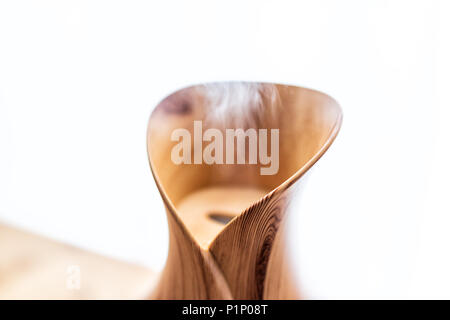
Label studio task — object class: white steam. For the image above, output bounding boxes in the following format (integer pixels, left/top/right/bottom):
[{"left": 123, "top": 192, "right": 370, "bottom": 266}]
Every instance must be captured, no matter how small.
[{"left": 200, "top": 82, "right": 280, "bottom": 128}]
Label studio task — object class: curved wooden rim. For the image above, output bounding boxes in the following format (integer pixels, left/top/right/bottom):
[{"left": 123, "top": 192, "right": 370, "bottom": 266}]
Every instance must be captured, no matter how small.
[{"left": 273, "top": 88, "right": 343, "bottom": 194}]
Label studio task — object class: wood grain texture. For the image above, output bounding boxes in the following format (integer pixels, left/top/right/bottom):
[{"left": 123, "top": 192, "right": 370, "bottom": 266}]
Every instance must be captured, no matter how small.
[{"left": 147, "top": 82, "right": 342, "bottom": 299}]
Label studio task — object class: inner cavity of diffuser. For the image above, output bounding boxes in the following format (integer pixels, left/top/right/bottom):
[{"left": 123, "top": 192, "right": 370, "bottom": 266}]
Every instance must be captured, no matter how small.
[{"left": 176, "top": 186, "right": 268, "bottom": 248}]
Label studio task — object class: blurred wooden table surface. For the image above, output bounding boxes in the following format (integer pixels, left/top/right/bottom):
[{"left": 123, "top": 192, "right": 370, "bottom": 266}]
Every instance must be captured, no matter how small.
[{"left": 0, "top": 224, "right": 156, "bottom": 299}]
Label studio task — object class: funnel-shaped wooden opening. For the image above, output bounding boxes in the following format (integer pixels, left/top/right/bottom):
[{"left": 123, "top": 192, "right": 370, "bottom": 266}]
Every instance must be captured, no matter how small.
[{"left": 147, "top": 82, "right": 342, "bottom": 249}]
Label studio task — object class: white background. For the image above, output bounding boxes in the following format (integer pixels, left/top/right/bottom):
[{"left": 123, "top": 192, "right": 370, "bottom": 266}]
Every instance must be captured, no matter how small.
[{"left": 0, "top": 0, "right": 449, "bottom": 299}]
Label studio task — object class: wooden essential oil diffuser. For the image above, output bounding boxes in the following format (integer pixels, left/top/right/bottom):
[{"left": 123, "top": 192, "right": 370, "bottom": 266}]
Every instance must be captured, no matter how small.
[
  {"left": 146, "top": 82, "right": 342, "bottom": 299},
  {"left": 0, "top": 82, "right": 341, "bottom": 299}
]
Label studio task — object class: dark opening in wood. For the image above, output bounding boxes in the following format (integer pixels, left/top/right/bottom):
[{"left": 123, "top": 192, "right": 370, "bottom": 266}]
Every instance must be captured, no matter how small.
[{"left": 208, "top": 212, "right": 235, "bottom": 224}]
